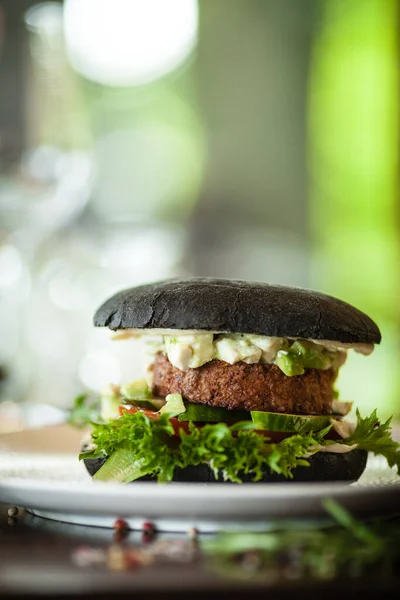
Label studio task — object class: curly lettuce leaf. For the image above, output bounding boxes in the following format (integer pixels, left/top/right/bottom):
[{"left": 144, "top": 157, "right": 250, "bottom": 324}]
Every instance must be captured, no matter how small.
[
  {"left": 80, "top": 403, "right": 400, "bottom": 482},
  {"left": 81, "top": 411, "right": 326, "bottom": 483},
  {"left": 344, "top": 409, "right": 400, "bottom": 473},
  {"left": 87, "top": 411, "right": 177, "bottom": 481}
]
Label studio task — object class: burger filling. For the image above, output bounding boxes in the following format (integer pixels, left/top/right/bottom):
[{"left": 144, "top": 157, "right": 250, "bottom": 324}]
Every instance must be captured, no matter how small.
[
  {"left": 143, "top": 333, "right": 353, "bottom": 415},
  {"left": 73, "top": 330, "right": 400, "bottom": 483},
  {"left": 151, "top": 353, "right": 336, "bottom": 415},
  {"left": 124, "top": 330, "right": 372, "bottom": 373}
]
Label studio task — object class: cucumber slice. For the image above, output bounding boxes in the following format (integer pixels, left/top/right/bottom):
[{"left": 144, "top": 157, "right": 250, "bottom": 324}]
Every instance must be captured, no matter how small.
[
  {"left": 250, "top": 411, "right": 331, "bottom": 433},
  {"left": 148, "top": 399, "right": 166, "bottom": 410},
  {"left": 122, "top": 401, "right": 158, "bottom": 411},
  {"left": 178, "top": 402, "right": 250, "bottom": 422},
  {"left": 120, "top": 379, "right": 166, "bottom": 411},
  {"left": 93, "top": 449, "right": 147, "bottom": 483}
]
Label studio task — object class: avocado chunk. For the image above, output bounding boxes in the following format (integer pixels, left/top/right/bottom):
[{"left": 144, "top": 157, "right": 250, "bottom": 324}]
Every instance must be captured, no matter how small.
[
  {"left": 159, "top": 394, "right": 186, "bottom": 417},
  {"left": 275, "top": 341, "right": 333, "bottom": 376},
  {"left": 290, "top": 340, "right": 331, "bottom": 370},
  {"left": 120, "top": 379, "right": 165, "bottom": 410},
  {"left": 120, "top": 379, "right": 153, "bottom": 402},
  {"left": 276, "top": 350, "right": 305, "bottom": 376}
]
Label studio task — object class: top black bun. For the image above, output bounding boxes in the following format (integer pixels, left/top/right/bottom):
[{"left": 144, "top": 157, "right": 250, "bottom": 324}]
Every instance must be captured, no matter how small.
[{"left": 94, "top": 278, "right": 381, "bottom": 344}]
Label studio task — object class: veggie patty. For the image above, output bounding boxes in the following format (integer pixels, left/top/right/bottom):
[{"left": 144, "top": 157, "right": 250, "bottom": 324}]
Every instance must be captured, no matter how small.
[{"left": 151, "top": 353, "right": 337, "bottom": 415}]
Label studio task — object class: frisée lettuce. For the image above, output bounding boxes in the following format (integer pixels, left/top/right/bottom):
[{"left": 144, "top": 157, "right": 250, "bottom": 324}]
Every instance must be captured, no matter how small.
[{"left": 79, "top": 408, "right": 400, "bottom": 483}]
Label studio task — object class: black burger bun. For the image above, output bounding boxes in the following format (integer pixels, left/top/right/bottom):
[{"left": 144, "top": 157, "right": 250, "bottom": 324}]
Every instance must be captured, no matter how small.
[
  {"left": 93, "top": 278, "right": 381, "bottom": 344},
  {"left": 84, "top": 449, "right": 368, "bottom": 484}
]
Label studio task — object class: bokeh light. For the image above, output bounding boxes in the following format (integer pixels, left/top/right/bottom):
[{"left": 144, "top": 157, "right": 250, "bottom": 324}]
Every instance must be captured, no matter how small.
[
  {"left": 25, "top": 2, "right": 62, "bottom": 36},
  {"left": 1, "top": 0, "right": 399, "bottom": 422},
  {"left": 79, "top": 351, "right": 121, "bottom": 391},
  {"left": 93, "top": 123, "right": 203, "bottom": 222},
  {"left": 64, "top": 0, "right": 198, "bottom": 86},
  {"left": 0, "top": 245, "right": 23, "bottom": 289}
]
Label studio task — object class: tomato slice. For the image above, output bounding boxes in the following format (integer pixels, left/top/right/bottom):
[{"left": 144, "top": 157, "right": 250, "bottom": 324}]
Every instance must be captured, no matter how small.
[
  {"left": 252, "top": 430, "right": 293, "bottom": 442},
  {"left": 119, "top": 405, "right": 294, "bottom": 441}
]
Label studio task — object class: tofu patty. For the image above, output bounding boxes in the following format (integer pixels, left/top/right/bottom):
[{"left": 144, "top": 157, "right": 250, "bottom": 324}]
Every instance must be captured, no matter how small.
[{"left": 151, "top": 353, "right": 337, "bottom": 415}]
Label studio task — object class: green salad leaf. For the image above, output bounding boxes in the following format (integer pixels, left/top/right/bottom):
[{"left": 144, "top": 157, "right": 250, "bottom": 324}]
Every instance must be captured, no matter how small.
[
  {"left": 179, "top": 422, "right": 322, "bottom": 482},
  {"left": 204, "top": 500, "right": 389, "bottom": 582},
  {"left": 344, "top": 409, "right": 400, "bottom": 473},
  {"left": 80, "top": 410, "right": 327, "bottom": 483},
  {"left": 68, "top": 394, "right": 102, "bottom": 429},
  {"left": 77, "top": 395, "right": 400, "bottom": 482}
]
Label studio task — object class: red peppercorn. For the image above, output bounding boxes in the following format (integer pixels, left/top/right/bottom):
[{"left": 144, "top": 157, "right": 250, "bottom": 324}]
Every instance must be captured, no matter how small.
[
  {"left": 142, "top": 521, "right": 156, "bottom": 534},
  {"left": 113, "top": 518, "right": 129, "bottom": 533}
]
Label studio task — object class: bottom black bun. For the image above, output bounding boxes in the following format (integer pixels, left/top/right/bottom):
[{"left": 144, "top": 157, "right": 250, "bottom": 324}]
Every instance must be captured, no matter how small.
[{"left": 84, "top": 449, "right": 368, "bottom": 483}]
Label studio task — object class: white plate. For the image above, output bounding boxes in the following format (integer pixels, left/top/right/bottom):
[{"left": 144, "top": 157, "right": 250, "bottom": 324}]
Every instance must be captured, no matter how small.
[{"left": 1, "top": 452, "right": 400, "bottom": 532}]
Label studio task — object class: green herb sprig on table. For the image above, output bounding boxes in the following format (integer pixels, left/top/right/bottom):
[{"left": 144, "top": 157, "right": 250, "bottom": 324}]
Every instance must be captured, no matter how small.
[
  {"left": 68, "top": 394, "right": 102, "bottom": 429},
  {"left": 203, "top": 500, "right": 395, "bottom": 582}
]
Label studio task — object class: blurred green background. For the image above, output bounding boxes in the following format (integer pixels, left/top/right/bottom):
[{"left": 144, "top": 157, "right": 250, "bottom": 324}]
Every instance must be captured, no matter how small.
[{"left": 0, "top": 0, "right": 398, "bottom": 427}]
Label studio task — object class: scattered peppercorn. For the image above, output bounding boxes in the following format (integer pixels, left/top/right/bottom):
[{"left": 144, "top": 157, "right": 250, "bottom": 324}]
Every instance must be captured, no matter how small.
[
  {"left": 113, "top": 518, "right": 129, "bottom": 533},
  {"left": 142, "top": 521, "right": 156, "bottom": 534}
]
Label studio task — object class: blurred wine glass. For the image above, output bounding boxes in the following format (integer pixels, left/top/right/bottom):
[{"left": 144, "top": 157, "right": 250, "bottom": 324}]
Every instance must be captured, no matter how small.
[{"left": 0, "top": 2, "right": 93, "bottom": 415}]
